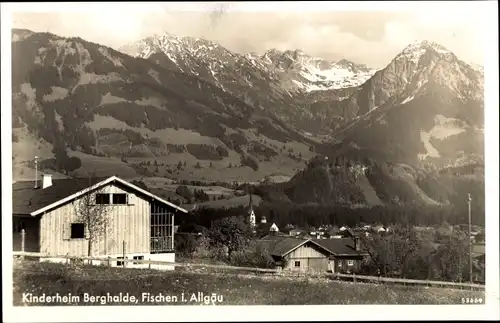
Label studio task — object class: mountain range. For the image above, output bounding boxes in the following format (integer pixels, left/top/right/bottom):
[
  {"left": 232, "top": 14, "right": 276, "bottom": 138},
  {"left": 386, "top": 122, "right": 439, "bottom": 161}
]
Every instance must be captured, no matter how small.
[{"left": 11, "top": 28, "right": 484, "bottom": 208}]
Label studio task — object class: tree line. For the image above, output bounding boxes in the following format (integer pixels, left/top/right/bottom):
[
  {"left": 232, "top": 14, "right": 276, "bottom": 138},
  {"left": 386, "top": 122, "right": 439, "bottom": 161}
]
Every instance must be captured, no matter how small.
[
  {"left": 357, "top": 224, "right": 484, "bottom": 283},
  {"left": 178, "top": 201, "right": 484, "bottom": 231},
  {"left": 175, "top": 215, "right": 484, "bottom": 283}
]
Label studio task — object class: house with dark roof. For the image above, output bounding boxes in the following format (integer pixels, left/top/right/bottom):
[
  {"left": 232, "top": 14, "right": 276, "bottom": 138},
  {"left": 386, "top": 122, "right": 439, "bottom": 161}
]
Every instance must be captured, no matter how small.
[
  {"left": 12, "top": 174, "right": 188, "bottom": 269},
  {"left": 288, "top": 228, "right": 306, "bottom": 237},
  {"left": 256, "top": 235, "right": 369, "bottom": 273},
  {"left": 313, "top": 238, "right": 369, "bottom": 273},
  {"left": 256, "top": 236, "right": 330, "bottom": 272}
]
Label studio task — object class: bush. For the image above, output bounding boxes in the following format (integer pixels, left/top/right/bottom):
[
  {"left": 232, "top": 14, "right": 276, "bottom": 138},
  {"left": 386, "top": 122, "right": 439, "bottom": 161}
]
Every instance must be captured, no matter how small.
[
  {"left": 175, "top": 233, "right": 199, "bottom": 257},
  {"left": 228, "top": 242, "right": 276, "bottom": 269},
  {"left": 193, "top": 189, "right": 210, "bottom": 202},
  {"left": 208, "top": 216, "right": 254, "bottom": 259},
  {"left": 176, "top": 185, "right": 192, "bottom": 201},
  {"left": 240, "top": 155, "right": 259, "bottom": 171},
  {"left": 192, "top": 236, "right": 225, "bottom": 260},
  {"left": 247, "top": 141, "right": 278, "bottom": 159},
  {"left": 186, "top": 144, "right": 226, "bottom": 160},
  {"left": 65, "top": 156, "right": 82, "bottom": 172}
]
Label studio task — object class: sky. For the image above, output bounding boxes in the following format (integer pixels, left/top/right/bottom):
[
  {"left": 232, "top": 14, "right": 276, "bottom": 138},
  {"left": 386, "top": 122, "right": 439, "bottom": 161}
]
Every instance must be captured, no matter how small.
[{"left": 9, "top": 2, "right": 488, "bottom": 69}]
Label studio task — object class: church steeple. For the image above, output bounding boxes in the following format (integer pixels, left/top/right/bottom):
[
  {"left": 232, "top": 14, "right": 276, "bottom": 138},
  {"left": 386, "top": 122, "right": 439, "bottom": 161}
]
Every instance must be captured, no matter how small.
[{"left": 248, "top": 188, "right": 256, "bottom": 228}]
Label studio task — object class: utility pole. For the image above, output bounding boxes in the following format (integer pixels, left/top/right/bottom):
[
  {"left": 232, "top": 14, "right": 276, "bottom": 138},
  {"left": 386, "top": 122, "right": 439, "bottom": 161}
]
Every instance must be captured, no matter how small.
[
  {"left": 34, "top": 156, "right": 38, "bottom": 188},
  {"left": 468, "top": 193, "right": 473, "bottom": 284}
]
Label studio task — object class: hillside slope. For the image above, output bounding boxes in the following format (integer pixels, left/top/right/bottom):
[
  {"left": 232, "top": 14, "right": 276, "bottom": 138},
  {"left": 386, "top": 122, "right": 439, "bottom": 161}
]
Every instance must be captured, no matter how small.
[
  {"left": 119, "top": 34, "right": 377, "bottom": 135},
  {"left": 12, "top": 30, "right": 485, "bottom": 212},
  {"left": 324, "top": 40, "right": 484, "bottom": 167},
  {"left": 11, "top": 29, "right": 316, "bottom": 181}
]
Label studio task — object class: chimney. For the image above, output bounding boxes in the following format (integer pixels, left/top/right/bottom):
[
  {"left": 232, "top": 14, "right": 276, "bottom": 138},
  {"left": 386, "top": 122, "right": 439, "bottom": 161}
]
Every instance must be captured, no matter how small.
[
  {"left": 42, "top": 174, "right": 53, "bottom": 189},
  {"left": 354, "top": 236, "right": 360, "bottom": 251}
]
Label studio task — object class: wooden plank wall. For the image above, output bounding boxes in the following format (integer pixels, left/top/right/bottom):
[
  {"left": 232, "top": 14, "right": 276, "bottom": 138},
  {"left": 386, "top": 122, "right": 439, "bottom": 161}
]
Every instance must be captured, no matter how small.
[
  {"left": 285, "top": 242, "right": 329, "bottom": 271},
  {"left": 39, "top": 183, "right": 150, "bottom": 256}
]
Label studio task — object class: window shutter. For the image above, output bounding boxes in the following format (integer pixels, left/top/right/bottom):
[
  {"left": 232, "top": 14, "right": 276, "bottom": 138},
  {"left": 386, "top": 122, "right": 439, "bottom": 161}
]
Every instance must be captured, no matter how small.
[{"left": 128, "top": 194, "right": 135, "bottom": 205}]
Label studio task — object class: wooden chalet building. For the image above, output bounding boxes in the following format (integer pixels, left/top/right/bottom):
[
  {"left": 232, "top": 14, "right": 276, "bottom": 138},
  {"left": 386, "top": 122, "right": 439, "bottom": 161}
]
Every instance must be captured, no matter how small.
[
  {"left": 256, "top": 235, "right": 369, "bottom": 273},
  {"left": 12, "top": 174, "right": 188, "bottom": 269},
  {"left": 313, "top": 238, "right": 369, "bottom": 273}
]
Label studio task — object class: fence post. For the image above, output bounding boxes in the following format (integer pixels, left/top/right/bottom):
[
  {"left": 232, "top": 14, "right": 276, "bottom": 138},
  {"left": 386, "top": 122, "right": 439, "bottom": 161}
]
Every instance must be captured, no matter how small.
[
  {"left": 353, "top": 272, "right": 357, "bottom": 283},
  {"left": 107, "top": 256, "right": 111, "bottom": 267},
  {"left": 122, "top": 240, "right": 126, "bottom": 268},
  {"left": 20, "top": 229, "right": 26, "bottom": 259}
]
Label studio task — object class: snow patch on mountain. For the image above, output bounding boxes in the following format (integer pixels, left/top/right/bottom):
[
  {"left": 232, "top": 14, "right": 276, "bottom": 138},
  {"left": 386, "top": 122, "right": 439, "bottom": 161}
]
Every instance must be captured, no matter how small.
[
  {"left": 260, "top": 49, "right": 376, "bottom": 92},
  {"left": 401, "top": 95, "right": 415, "bottom": 104},
  {"left": 148, "top": 68, "right": 161, "bottom": 84},
  {"left": 72, "top": 73, "right": 123, "bottom": 92},
  {"left": 12, "top": 29, "right": 34, "bottom": 42},
  {"left": 98, "top": 47, "right": 124, "bottom": 67},
  {"left": 121, "top": 33, "right": 377, "bottom": 94},
  {"left": 42, "top": 87, "right": 69, "bottom": 102},
  {"left": 101, "top": 92, "right": 127, "bottom": 105},
  {"left": 35, "top": 47, "right": 49, "bottom": 65},
  {"left": 429, "top": 115, "right": 468, "bottom": 139},
  {"left": 469, "top": 63, "right": 484, "bottom": 74},
  {"left": 54, "top": 111, "right": 65, "bottom": 132},
  {"left": 21, "top": 83, "right": 36, "bottom": 101},
  {"left": 418, "top": 115, "right": 469, "bottom": 160},
  {"left": 418, "top": 130, "right": 441, "bottom": 159},
  {"left": 396, "top": 40, "right": 455, "bottom": 64}
]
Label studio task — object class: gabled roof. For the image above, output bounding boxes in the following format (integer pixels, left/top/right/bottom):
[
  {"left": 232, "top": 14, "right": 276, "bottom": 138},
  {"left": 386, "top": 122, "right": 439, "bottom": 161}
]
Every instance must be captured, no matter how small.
[
  {"left": 257, "top": 222, "right": 278, "bottom": 232},
  {"left": 13, "top": 175, "right": 188, "bottom": 216},
  {"left": 312, "top": 238, "right": 369, "bottom": 257},
  {"left": 257, "top": 235, "right": 370, "bottom": 259},
  {"left": 256, "top": 236, "right": 314, "bottom": 257}
]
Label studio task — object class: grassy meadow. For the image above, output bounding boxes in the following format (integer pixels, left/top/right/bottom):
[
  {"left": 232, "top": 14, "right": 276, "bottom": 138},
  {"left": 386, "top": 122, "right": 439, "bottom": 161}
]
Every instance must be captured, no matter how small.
[{"left": 13, "top": 261, "right": 485, "bottom": 306}]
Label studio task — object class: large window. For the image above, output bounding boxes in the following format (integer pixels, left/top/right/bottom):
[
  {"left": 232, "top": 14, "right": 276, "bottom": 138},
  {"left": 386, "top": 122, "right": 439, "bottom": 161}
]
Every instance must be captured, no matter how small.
[
  {"left": 70, "top": 223, "right": 85, "bottom": 239},
  {"left": 150, "top": 203, "right": 174, "bottom": 253},
  {"left": 112, "top": 193, "right": 127, "bottom": 205},
  {"left": 95, "top": 193, "right": 110, "bottom": 205}
]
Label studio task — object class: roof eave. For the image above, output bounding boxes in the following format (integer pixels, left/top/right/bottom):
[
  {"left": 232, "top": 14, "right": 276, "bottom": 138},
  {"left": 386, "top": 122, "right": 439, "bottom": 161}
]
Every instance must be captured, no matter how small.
[
  {"left": 113, "top": 176, "right": 188, "bottom": 213},
  {"left": 13, "top": 213, "right": 32, "bottom": 217},
  {"left": 30, "top": 176, "right": 189, "bottom": 216},
  {"left": 330, "top": 253, "right": 369, "bottom": 258},
  {"left": 281, "top": 239, "right": 311, "bottom": 257}
]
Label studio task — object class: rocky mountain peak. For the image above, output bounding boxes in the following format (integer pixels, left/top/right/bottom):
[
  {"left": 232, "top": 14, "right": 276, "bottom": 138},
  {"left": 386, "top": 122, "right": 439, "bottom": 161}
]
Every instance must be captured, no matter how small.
[{"left": 394, "top": 40, "right": 457, "bottom": 65}]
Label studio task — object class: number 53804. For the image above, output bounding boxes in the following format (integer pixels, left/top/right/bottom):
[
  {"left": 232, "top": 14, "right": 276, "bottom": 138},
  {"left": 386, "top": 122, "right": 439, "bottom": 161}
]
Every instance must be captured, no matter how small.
[{"left": 462, "top": 297, "right": 484, "bottom": 304}]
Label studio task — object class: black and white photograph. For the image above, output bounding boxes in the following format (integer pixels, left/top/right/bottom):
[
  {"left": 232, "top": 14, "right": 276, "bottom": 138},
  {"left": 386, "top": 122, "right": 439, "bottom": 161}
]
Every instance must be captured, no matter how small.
[{"left": 2, "top": 1, "right": 499, "bottom": 321}]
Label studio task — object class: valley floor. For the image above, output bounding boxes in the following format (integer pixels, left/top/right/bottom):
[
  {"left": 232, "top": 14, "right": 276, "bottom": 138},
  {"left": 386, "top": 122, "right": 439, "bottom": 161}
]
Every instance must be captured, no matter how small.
[{"left": 13, "top": 261, "right": 484, "bottom": 306}]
